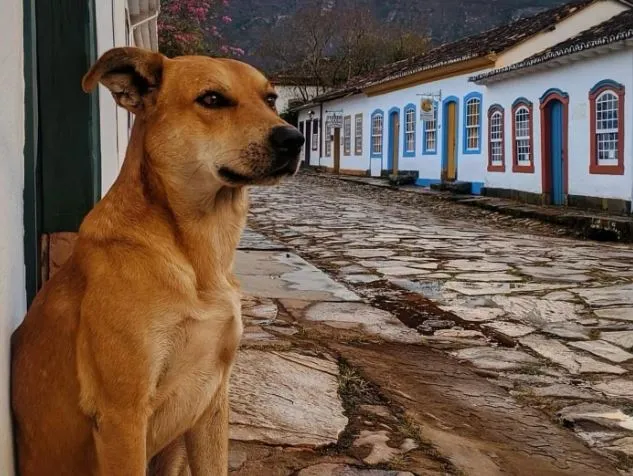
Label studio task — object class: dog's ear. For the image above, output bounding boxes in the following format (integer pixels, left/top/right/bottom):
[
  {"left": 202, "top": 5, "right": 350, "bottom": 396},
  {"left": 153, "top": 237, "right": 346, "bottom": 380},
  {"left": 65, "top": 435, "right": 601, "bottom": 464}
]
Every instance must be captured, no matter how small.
[{"left": 82, "top": 47, "right": 165, "bottom": 115}]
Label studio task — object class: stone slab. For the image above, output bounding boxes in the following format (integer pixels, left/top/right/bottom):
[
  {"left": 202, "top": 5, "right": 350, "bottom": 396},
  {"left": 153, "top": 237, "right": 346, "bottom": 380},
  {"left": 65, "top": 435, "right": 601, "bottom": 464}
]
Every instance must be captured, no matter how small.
[
  {"left": 576, "top": 284, "right": 633, "bottom": 308},
  {"left": 230, "top": 350, "right": 348, "bottom": 447},
  {"left": 452, "top": 347, "right": 538, "bottom": 371},
  {"left": 483, "top": 321, "right": 535, "bottom": 338},
  {"left": 235, "top": 251, "right": 360, "bottom": 301},
  {"left": 601, "top": 331, "right": 633, "bottom": 350},
  {"left": 569, "top": 340, "right": 633, "bottom": 363}
]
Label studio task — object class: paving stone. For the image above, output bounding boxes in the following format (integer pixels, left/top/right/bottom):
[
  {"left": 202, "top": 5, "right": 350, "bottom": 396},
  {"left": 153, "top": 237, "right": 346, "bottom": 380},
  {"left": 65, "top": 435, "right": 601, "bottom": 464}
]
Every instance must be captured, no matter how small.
[
  {"left": 454, "top": 272, "right": 523, "bottom": 282},
  {"left": 492, "top": 296, "right": 581, "bottom": 326},
  {"left": 444, "top": 281, "right": 569, "bottom": 296},
  {"left": 569, "top": 341, "right": 633, "bottom": 363},
  {"left": 593, "top": 379, "right": 633, "bottom": 400},
  {"left": 297, "top": 465, "right": 414, "bottom": 476},
  {"left": 304, "top": 302, "right": 422, "bottom": 344},
  {"left": 576, "top": 284, "right": 633, "bottom": 308},
  {"left": 543, "top": 291, "right": 578, "bottom": 301},
  {"left": 601, "top": 331, "right": 633, "bottom": 350},
  {"left": 594, "top": 307, "right": 633, "bottom": 322},
  {"left": 434, "top": 329, "right": 485, "bottom": 339},
  {"left": 532, "top": 384, "right": 600, "bottom": 400},
  {"left": 603, "top": 437, "right": 633, "bottom": 458},
  {"left": 517, "top": 265, "right": 591, "bottom": 282},
  {"left": 519, "top": 335, "right": 627, "bottom": 375},
  {"left": 229, "top": 448, "right": 247, "bottom": 471},
  {"left": 230, "top": 350, "right": 347, "bottom": 446},
  {"left": 353, "top": 430, "right": 416, "bottom": 465},
  {"left": 483, "top": 321, "right": 535, "bottom": 338},
  {"left": 345, "top": 249, "right": 396, "bottom": 258},
  {"left": 444, "top": 259, "right": 511, "bottom": 272},
  {"left": 440, "top": 305, "right": 505, "bottom": 322},
  {"left": 558, "top": 403, "right": 633, "bottom": 432},
  {"left": 375, "top": 266, "right": 431, "bottom": 277},
  {"left": 452, "top": 347, "right": 538, "bottom": 371},
  {"left": 343, "top": 274, "right": 382, "bottom": 284},
  {"left": 542, "top": 323, "right": 590, "bottom": 340}
]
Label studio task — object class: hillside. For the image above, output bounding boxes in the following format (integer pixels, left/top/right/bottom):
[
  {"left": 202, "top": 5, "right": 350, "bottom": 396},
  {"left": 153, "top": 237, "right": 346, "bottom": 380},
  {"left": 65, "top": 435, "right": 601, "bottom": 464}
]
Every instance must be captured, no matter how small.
[{"left": 222, "top": 0, "right": 567, "bottom": 70}]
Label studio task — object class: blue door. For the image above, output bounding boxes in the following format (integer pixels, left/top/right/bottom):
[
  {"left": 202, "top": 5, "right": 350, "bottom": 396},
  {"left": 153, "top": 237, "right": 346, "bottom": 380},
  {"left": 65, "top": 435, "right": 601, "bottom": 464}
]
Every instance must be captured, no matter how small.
[{"left": 549, "top": 101, "right": 564, "bottom": 205}]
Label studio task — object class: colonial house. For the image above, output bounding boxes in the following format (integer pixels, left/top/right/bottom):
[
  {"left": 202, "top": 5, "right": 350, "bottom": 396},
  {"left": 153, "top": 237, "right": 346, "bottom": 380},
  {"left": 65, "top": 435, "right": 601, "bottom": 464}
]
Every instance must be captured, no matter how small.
[
  {"left": 471, "top": 9, "right": 633, "bottom": 212},
  {"left": 269, "top": 72, "right": 323, "bottom": 115},
  {"left": 0, "top": 1, "right": 158, "bottom": 472},
  {"left": 296, "top": 0, "right": 630, "bottom": 196}
]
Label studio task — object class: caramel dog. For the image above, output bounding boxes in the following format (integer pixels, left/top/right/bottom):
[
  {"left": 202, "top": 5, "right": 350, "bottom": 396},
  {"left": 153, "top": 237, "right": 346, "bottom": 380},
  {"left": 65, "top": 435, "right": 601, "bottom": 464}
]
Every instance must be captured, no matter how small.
[{"left": 12, "top": 47, "right": 304, "bottom": 475}]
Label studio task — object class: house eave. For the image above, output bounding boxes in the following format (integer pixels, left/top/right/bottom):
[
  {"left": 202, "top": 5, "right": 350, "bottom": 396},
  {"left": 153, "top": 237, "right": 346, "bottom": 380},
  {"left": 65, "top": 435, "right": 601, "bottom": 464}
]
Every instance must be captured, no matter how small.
[{"left": 473, "top": 37, "right": 633, "bottom": 85}]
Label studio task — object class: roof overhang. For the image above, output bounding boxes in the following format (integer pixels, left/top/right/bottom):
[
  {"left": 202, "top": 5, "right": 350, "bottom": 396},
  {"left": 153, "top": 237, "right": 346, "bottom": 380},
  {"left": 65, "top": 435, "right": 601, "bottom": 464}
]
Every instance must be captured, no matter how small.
[
  {"left": 472, "top": 35, "right": 633, "bottom": 85},
  {"left": 363, "top": 55, "right": 497, "bottom": 96}
]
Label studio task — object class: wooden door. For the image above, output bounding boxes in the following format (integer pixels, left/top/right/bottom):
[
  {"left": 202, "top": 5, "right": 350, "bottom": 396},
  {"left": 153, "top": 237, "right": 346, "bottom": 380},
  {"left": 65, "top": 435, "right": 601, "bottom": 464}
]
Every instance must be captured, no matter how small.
[
  {"left": 549, "top": 101, "right": 565, "bottom": 205},
  {"left": 446, "top": 103, "right": 457, "bottom": 181},
  {"left": 333, "top": 128, "right": 341, "bottom": 174}
]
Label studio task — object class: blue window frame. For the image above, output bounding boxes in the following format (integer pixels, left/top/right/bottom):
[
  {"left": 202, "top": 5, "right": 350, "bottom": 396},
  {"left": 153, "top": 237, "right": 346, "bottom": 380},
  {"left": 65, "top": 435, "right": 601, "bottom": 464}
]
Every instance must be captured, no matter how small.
[
  {"left": 370, "top": 109, "right": 384, "bottom": 159},
  {"left": 422, "top": 101, "right": 438, "bottom": 155},
  {"left": 462, "top": 92, "right": 483, "bottom": 154},
  {"left": 403, "top": 103, "right": 416, "bottom": 157}
]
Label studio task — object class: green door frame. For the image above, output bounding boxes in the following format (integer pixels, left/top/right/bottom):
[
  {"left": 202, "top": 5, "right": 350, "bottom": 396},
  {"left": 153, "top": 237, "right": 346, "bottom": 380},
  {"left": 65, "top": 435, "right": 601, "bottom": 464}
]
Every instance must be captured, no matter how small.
[{"left": 23, "top": 0, "right": 101, "bottom": 305}]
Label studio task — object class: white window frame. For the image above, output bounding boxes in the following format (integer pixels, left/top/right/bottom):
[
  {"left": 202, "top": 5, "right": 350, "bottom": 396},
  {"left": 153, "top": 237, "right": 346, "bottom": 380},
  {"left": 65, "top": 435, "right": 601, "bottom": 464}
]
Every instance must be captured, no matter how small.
[
  {"left": 354, "top": 114, "right": 363, "bottom": 155},
  {"left": 343, "top": 115, "right": 351, "bottom": 156},
  {"left": 514, "top": 106, "right": 531, "bottom": 165},
  {"left": 595, "top": 90, "right": 619, "bottom": 164},
  {"left": 371, "top": 113, "right": 383, "bottom": 156},
  {"left": 489, "top": 110, "right": 503, "bottom": 165},
  {"left": 404, "top": 107, "right": 416, "bottom": 154},
  {"left": 466, "top": 97, "right": 481, "bottom": 151}
]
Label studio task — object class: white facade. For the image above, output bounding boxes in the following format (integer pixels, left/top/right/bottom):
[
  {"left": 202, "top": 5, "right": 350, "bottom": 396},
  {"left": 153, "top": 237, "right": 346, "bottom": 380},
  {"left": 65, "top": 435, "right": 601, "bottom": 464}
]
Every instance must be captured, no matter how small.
[
  {"left": 275, "top": 84, "right": 321, "bottom": 114},
  {"left": 0, "top": 3, "right": 26, "bottom": 473},
  {"left": 482, "top": 49, "right": 633, "bottom": 204},
  {"left": 297, "top": 0, "right": 630, "bottom": 199}
]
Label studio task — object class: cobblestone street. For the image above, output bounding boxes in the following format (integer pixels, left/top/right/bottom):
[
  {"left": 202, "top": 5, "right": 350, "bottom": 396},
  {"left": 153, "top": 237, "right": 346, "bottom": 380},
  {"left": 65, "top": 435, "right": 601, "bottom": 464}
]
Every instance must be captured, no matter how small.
[{"left": 243, "top": 172, "right": 633, "bottom": 472}]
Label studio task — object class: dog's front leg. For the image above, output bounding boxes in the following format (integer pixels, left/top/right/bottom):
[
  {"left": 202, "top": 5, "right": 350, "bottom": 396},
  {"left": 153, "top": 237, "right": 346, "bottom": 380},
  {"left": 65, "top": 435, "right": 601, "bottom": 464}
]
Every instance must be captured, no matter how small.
[
  {"left": 93, "top": 407, "right": 147, "bottom": 475},
  {"left": 184, "top": 380, "right": 230, "bottom": 476}
]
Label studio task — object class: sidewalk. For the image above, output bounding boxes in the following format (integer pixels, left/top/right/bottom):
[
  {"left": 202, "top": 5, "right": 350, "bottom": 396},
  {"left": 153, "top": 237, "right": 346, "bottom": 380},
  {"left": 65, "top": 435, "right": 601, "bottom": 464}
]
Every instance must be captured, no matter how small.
[
  {"left": 313, "top": 172, "right": 633, "bottom": 242},
  {"left": 229, "top": 229, "right": 620, "bottom": 475}
]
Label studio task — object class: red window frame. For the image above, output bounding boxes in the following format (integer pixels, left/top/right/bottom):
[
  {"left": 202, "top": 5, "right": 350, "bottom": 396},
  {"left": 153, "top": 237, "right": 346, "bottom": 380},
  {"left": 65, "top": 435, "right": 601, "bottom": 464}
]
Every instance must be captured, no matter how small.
[
  {"left": 487, "top": 105, "right": 505, "bottom": 172},
  {"left": 589, "top": 80, "right": 625, "bottom": 175},
  {"left": 512, "top": 98, "right": 535, "bottom": 173}
]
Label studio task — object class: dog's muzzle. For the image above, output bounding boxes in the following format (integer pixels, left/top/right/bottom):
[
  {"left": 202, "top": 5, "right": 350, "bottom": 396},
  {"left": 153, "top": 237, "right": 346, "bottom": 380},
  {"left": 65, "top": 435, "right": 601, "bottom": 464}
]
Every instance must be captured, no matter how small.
[{"left": 268, "top": 125, "right": 304, "bottom": 176}]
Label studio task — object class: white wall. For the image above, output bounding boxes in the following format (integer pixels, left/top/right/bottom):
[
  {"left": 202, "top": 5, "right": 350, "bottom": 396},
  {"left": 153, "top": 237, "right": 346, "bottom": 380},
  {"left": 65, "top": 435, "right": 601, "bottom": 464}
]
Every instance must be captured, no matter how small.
[
  {"left": 498, "top": 0, "right": 628, "bottom": 67},
  {"left": 0, "top": 2, "right": 25, "bottom": 474},
  {"left": 275, "top": 85, "right": 321, "bottom": 114},
  {"left": 302, "top": 72, "right": 490, "bottom": 186},
  {"left": 483, "top": 49, "right": 633, "bottom": 202},
  {"left": 96, "top": 0, "right": 131, "bottom": 195},
  {"left": 298, "top": 108, "right": 323, "bottom": 166}
]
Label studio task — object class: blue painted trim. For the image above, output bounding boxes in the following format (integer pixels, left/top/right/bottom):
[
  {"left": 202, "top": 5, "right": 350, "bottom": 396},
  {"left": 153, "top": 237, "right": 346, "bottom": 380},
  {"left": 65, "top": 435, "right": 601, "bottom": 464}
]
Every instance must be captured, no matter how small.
[
  {"left": 415, "top": 178, "right": 442, "bottom": 187},
  {"left": 387, "top": 107, "right": 400, "bottom": 170},
  {"left": 540, "top": 88, "right": 569, "bottom": 102},
  {"left": 512, "top": 97, "right": 533, "bottom": 109},
  {"left": 403, "top": 103, "right": 416, "bottom": 157},
  {"left": 370, "top": 109, "right": 384, "bottom": 160},
  {"left": 441, "top": 96, "right": 459, "bottom": 178},
  {"left": 470, "top": 182, "right": 485, "bottom": 195},
  {"left": 422, "top": 101, "right": 438, "bottom": 156},
  {"left": 462, "top": 92, "right": 482, "bottom": 155},
  {"left": 590, "top": 79, "right": 625, "bottom": 95}
]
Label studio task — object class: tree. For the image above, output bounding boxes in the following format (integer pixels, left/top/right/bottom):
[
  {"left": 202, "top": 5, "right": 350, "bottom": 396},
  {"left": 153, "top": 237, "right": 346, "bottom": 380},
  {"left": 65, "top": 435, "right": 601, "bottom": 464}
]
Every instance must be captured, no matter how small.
[
  {"left": 258, "top": 0, "right": 430, "bottom": 92},
  {"left": 158, "top": 0, "right": 244, "bottom": 57}
]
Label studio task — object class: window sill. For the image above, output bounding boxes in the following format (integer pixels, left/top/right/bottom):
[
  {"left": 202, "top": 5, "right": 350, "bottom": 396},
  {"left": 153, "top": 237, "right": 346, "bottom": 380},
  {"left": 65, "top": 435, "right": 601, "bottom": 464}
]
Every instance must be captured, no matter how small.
[
  {"left": 488, "top": 164, "right": 506, "bottom": 172},
  {"left": 512, "top": 162, "right": 534, "bottom": 173},
  {"left": 589, "top": 163, "right": 624, "bottom": 175}
]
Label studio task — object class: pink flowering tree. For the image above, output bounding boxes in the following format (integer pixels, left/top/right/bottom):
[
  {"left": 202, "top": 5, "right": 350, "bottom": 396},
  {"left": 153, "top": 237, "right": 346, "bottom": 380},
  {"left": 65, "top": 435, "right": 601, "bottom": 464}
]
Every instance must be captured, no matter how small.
[{"left": 158, "top": 0, "right": 244, "bottom": 57}]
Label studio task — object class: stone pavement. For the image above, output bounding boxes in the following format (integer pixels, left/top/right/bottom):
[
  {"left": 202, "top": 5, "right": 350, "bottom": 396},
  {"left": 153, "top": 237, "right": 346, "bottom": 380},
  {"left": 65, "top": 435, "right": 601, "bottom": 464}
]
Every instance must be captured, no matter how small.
[
  {"left": 229, "top": 227, "right": 623, "bottom": 475},
  {"left": 233, "top": 172, "right": 633, "bottom": 473},
  {"left": 324, "top": 172, "right": 633, "bottom": 242}
]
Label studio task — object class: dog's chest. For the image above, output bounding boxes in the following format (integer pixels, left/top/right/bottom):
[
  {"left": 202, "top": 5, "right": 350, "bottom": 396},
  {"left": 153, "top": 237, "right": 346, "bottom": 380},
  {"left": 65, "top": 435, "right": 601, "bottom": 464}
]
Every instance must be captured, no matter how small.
[{"left": 147, "top": 309, "right": 242, "bottom": 453}]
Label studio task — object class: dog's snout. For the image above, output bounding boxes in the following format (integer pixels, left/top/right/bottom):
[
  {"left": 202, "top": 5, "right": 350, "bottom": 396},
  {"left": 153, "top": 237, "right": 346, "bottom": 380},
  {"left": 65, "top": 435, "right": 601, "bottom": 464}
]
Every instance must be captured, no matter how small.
[{"left": 270, "top": 126, "right": 305, "bottom": 155}]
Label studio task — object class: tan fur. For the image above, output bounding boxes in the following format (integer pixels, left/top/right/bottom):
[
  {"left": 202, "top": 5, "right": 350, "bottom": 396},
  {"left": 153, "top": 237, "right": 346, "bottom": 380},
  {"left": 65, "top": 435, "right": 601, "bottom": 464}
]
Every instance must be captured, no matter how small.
[{"left": 12, "top": 47, "right": 301, "bottom": 476}]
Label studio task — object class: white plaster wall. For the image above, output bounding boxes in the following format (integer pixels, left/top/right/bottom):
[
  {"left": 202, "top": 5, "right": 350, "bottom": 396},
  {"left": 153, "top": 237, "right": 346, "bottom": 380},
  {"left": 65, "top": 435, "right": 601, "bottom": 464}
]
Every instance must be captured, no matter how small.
[
  {"left": 298, "top": 108, "right": 323, "bottom": 166},
  {"left": 497, "top": 0, "right": 628, "bottom": 67},
  {"left": 96, "top": 0, "right": 131, "bottom": 195},
  {"left": 275, "top": 85, "right": 321, "bottom": 114},
  {"left": 0, "top": 2, "right": 26, "bottom": 474},
  {"left": 308, "top": 72, "right": 490, "bottom": 185},
  {"left": 483, "top": 49, "right": 633, "bottom": 201}
]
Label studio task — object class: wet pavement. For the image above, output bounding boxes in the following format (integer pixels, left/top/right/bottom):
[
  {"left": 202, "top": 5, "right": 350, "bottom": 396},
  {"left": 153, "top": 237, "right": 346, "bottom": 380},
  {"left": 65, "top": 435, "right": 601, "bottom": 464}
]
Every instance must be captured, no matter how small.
[{"left": 228, "top": 173, "right": 633, "bottom": 474}]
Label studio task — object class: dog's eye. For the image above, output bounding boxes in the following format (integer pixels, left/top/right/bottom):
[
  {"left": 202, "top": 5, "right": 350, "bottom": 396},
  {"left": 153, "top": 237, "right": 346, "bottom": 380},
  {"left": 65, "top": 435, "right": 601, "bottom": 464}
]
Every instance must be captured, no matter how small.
[
  {"left": 266, "top": 95, "right": 277, "bottom": 110},
  {"left": 196, "top": 92, "right": 232, "bottom": 109}
]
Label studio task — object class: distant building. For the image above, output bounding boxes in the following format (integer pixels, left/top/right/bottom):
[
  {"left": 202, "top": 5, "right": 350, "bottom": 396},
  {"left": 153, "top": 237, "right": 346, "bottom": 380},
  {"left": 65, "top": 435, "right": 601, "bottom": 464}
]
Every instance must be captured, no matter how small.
[
  {"left": 295, "top": 0, "right": 632, "bottom": 212},
  {"left": 270, "top": 72, "right": 323, "bottom": 115}
]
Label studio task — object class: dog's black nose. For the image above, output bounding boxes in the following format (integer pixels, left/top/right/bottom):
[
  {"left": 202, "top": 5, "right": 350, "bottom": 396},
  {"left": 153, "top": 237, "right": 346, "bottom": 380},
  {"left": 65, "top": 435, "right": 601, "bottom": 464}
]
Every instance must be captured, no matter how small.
[{"left": 270, "top": 126, "right": 305, "bottom": 155}]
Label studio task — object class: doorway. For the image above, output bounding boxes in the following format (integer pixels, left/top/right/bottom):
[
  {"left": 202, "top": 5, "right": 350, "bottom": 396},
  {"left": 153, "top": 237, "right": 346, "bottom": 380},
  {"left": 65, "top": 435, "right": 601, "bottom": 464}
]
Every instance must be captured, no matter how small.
[
  {"left": 387, "top": 109, "right": 400, "bottom": 174},
  {"left": 304, "top": 119, "right": 312, "bottom": 165},
  {"left": 442, "top": 98, "right": 458, "bottom": 182},
  {"left": 333, "top": 128, "right": 341, "bottom": 174},
  {"left": 540, "top": 90, "right": 568, "bottom": 206}
]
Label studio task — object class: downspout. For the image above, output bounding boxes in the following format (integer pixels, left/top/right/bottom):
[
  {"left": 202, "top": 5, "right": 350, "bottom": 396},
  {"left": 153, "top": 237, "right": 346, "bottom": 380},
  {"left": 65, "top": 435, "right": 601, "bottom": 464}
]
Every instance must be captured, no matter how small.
[{"left": 319, "top": 101, "right": 323, "bottom": 166}]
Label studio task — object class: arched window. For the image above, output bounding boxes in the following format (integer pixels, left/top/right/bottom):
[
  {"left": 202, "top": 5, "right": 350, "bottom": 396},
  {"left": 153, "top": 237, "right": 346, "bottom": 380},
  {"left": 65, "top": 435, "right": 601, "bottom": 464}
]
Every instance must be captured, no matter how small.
[
  {"left": 463, "top": 93, "right": 482, "bottom": 154},
  {"left": 488, "top": 105, "right": 504, "bottom": 172},
  {"left": 590, "top": 80, "right": 624, "bottom": 175},
  {"left": 370, "top": 110, "right": 384, "bottom": 158},
  {"left": 512, "top": 98, "right": 534, "bottom": 173},
  {"left": 422, "top": 101, "right": 437, "bottom": 155},
  {"left": 403, "top": 104, "right": 416, "bottom": 157}
]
